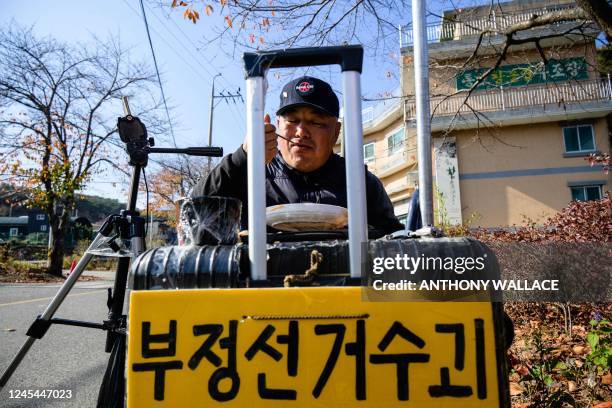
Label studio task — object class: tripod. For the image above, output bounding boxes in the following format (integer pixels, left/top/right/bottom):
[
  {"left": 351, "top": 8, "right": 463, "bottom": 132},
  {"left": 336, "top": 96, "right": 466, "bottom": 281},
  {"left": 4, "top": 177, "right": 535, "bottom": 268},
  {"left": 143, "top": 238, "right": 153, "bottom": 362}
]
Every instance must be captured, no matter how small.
[{"left": 0, "top": 100, "right": 222, "bottom": 407}]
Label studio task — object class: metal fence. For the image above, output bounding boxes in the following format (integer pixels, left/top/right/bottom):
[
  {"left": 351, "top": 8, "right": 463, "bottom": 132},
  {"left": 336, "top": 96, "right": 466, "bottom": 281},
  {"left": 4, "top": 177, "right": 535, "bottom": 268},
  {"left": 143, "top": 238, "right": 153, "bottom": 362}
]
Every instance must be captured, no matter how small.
[
  {"left": 405, "top": 78, "right": 612, "bottom": 118},
  {"left": 400, "top": 4, "right": 577, "bottom": 46}
]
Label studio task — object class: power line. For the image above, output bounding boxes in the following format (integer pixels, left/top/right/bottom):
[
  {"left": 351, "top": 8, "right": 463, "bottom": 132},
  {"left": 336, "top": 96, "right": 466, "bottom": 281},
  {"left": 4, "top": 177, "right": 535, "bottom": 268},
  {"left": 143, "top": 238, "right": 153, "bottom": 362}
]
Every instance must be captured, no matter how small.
[
  {"left": 124, "top": 0, "right": 246, "bottom": 145},
  {"left": 227, "top": 99, "right": 246, "bottom": 135},
  {"left": 145, "top": 2, "right": 242, "bottom": 100},
  {"left": 158, "top": 6, "right": 219, "bottom": 70},
  {"left": 144, "top": 2, "right": 217, "bottom": 82},
  {"left": 122, "top": 0, "right": 212, "bottom": 92},
  {"left": 146, "top": 2, "right": 247, "bottom": 135},
  {"left": 138, "top": 0, "right": 178, "bottom": 148},
  {"left": 161, "top": 14, "right": 239, "bottom": 92},
  {"left": 146, "top": 4, "right": 252, "bottom": 100}
]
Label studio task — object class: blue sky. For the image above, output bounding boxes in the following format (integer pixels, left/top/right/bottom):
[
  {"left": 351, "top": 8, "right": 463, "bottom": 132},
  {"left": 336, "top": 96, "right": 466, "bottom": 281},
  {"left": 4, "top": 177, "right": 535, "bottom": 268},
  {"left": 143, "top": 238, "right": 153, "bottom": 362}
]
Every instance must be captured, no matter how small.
[{"left": 1, "top": 0, "right": 459, "bottom": 199}]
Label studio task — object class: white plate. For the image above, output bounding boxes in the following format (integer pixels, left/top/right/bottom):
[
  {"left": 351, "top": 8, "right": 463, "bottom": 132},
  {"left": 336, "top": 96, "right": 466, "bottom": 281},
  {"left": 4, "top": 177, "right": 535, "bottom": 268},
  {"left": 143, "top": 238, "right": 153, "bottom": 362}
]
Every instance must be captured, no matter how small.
[{"left": 266, "top": 203, "right": 348, "bottom": 231}]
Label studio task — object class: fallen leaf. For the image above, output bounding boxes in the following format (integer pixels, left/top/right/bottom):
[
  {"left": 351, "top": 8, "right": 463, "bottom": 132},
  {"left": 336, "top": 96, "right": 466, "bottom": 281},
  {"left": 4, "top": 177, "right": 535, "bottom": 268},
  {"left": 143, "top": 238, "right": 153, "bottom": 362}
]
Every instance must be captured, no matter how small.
[
  {"left": 593, "top": 403, "right": 612, "bottom": 408},
  {"left": 602, "top": 373, "right": 612, "bottom": 385},
  {"left": 516, "top": 365, "right": 529, "bottom": 376},
  {"left": 572, "top": 325, "right": 586, "bottom": 335},
  {"left": 567, "top": 380, "right": 577, "bottom": 392},
  {"left": 551, "top": 348, "right": 564, "bottom": 357},
  {"left": 509, "top": 382, "right": 523, "bottom": 396},
  {"left": 588, "top": 374, "right": 597, "bottom": 388},
  {"left": 572, "top": 345, "right": 586, "bottom": 355}
]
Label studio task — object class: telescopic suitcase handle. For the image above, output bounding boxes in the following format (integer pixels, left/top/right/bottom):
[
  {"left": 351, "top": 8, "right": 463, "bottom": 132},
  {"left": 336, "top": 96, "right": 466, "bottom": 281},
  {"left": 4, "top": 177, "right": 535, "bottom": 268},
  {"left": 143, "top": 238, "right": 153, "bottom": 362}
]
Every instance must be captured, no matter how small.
[
  {"left": 243, "top": 45, "right": 367, "bottom": 281},
  {"left": 243, "top": 45, "right": 364, "bottom": 77}
]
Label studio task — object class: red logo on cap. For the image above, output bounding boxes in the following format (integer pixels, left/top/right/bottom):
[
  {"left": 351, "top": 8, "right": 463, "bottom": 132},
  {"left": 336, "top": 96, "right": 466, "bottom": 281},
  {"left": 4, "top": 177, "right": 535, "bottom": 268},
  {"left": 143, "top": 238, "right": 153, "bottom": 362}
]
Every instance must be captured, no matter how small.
[{"left": 296, "top": 81, "right": 314, "bottom": 94}]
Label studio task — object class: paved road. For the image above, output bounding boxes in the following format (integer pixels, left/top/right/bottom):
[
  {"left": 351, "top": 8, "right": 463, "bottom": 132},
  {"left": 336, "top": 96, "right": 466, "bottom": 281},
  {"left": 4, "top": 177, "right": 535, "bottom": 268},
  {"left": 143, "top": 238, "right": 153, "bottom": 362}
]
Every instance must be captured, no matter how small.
[{"left": 0, "top": 273, "right": 121, "bottom": 408}]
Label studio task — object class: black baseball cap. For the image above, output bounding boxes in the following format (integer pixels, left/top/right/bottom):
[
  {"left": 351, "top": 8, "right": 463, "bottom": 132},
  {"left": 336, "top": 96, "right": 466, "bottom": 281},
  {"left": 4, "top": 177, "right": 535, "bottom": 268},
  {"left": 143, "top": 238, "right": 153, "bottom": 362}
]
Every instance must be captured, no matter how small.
[{"left": 276, "top": 76, "right": 340, "bottom": 118}]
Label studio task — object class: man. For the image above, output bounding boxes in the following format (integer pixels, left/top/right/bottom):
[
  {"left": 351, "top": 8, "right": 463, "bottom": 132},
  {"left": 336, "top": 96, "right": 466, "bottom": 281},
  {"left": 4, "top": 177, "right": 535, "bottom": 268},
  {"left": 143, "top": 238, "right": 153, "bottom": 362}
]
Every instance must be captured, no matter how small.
[{"left": 192, "top": 76, "right": 403, "bottom": 234}]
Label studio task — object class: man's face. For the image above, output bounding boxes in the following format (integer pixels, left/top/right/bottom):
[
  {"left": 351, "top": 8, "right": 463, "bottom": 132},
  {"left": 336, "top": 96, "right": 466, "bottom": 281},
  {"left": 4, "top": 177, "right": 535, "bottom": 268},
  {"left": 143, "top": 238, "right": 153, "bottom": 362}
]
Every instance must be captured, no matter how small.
[{"left": 276, "top": 106, "right": 341, "bottom": 173}]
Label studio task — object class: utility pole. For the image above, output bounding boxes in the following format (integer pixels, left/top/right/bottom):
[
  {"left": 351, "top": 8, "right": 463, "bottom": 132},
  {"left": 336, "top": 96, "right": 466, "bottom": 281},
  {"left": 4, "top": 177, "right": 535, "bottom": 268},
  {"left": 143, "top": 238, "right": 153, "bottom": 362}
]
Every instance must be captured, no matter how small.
[
  {"left": 207, "top": 73, "right": 221, "bottom": 171},
  {"left": 412, "top": 0, "right": 434, "bottom": 226},
  {"left": 207, "top": 74, "right": 243, "bottom": 170}
]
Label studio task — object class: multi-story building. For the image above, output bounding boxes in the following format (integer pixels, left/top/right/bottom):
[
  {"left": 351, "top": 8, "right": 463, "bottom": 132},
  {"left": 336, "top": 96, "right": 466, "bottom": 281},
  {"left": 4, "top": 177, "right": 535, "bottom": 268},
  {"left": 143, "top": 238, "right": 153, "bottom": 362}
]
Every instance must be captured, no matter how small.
[{"left": 340, "top": 0, "right": 611, "bottom": 227}]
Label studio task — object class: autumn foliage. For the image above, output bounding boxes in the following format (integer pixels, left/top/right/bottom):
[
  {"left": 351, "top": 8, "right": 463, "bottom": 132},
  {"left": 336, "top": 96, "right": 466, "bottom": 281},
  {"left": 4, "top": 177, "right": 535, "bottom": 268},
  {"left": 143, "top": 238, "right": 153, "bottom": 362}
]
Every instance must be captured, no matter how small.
[
  {"left": 0, "top": 26, "right": 159, "bottom": 276},
  {"left": 446, "top": 194, "right": 611, "bottom": 406},
  {"left": 448, "top": 191, "right": 611, "bottom": 243}
]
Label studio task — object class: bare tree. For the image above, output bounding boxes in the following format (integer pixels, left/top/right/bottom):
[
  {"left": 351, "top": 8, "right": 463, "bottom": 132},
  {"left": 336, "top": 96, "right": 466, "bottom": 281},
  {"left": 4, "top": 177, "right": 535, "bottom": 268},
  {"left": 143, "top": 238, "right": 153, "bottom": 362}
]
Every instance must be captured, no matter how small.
[
  {"left": 169, "top": 0, "right": 406, "bottom": 52},
  {"left": 164, "top": 0, "right": 609, "bottom": 103},
  {"left": 0, "top": 26, "right": 162, "bottom": 276}
]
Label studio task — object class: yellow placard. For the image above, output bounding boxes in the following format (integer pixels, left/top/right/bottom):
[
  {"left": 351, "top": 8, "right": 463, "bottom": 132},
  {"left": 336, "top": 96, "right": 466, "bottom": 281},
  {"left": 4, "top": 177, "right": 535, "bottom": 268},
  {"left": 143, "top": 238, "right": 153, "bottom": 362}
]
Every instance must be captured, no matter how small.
[{"left": 127, "top": 287, "right": 506, "bottom": 407}]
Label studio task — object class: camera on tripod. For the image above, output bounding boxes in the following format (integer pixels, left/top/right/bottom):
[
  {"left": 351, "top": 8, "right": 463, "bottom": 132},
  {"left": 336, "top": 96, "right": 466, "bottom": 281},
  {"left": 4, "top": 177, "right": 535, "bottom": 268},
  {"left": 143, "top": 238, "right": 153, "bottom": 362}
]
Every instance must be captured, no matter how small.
[
  {"left": 0, "top": 96, "right": 224, "bottom": 405},
  {"left": 117, "top": 115, "right": 153, "bottom": 167}
]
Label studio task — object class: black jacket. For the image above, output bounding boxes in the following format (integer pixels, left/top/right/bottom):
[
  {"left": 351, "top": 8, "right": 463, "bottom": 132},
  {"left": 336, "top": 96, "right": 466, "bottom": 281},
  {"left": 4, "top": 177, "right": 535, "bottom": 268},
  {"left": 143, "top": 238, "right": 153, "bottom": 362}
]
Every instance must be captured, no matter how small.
[{"left": 192, "top": 146, "right": 403, "bottom": 233}]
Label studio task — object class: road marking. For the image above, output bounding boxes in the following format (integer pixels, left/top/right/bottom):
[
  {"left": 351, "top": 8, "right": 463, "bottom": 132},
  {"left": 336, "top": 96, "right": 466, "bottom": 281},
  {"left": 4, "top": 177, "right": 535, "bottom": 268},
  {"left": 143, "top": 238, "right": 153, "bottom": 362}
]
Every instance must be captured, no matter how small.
[{"left": 0, "top": 290, "right": 107, "bottom": 307}]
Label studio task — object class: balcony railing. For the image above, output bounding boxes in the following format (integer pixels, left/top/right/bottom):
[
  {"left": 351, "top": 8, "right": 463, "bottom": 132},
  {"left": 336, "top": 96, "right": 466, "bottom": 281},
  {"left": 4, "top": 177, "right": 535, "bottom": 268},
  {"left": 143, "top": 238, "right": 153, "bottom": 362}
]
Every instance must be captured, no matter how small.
[
  {"left": 404, "top": 78, "right": 612, "bottom": 119},
  {"left": 400, "top": 3, "right": 576, "bottom": 46}
]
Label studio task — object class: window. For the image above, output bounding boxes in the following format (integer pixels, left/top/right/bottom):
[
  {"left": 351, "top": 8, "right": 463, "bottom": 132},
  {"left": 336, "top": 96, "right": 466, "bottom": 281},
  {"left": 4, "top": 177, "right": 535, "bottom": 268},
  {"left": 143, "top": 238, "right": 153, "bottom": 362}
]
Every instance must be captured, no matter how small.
[
  {"left": 570, "top": 185, "right": 602, "bottom": 202},
  {"left": 9, "top": 228, "right": 18, "bottom": 237},
  {"left": 40, "top": 225, "right": 47, "bottom": 232},
  {"left": 363, "top": 143, "right": 375, "bottom": 163},
  {"left": 563, "top": 125, "right": 595, "bottom": 154},
  {"left": 387, "top": 127, "right": 405, "bottom": 154},
  {"left": 36, "top": 214, "right": 45, "bottom": 220}
]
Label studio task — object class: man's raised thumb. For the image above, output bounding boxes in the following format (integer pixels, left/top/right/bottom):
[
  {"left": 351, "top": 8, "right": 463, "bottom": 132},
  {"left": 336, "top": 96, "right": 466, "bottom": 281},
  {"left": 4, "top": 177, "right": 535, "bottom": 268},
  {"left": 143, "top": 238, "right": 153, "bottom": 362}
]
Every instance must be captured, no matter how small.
[{"left": 264, "top": 113, "right": 271, "bottom": 124}]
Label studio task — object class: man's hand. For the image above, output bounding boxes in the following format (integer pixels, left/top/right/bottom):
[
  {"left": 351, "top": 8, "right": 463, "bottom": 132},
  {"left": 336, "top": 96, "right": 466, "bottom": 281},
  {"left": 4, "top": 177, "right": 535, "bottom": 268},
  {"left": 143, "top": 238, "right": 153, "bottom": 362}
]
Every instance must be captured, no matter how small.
[{"left": 242, "top": 113, "right": 278, "bottom": 163}]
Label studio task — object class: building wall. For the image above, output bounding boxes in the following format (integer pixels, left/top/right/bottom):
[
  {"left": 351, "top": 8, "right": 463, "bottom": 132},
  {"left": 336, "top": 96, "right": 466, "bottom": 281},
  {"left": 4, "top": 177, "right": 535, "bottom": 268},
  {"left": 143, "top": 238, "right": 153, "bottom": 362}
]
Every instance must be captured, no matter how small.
[
  {"left": 388, "top": 0, "right": 609, "bottom": 228},
  {"left": 459, "top": 172, "right": 608, "bottom": 226},
  {"left": 339, "top": 113, "right": 412, "bottom": 178},
  {"left": 363, "top": 124, "right": 395, "bottom": 175},
  {"left": 0, "top": 224, "right": 28, "bottom": 238},
  {"left": 402, "top": 40, "right": 599, "bottom": 98},
  {"left": 381, "top": 170, "right": 413, "bottom": 202},
  {"left": 27, "top": 211, "right": 49, "bottom": 234},
  {"left": 362, "top": 117, "right": 417, "bottom": 206},
  {"left": 337, "top": 110, "right": 417, "bottom": 218},
  {"left": 447, "top": 117, "right": 610, "bottom": 226},
  {"left": 453, "top": 118, "right": 608, "bottom": 173}
]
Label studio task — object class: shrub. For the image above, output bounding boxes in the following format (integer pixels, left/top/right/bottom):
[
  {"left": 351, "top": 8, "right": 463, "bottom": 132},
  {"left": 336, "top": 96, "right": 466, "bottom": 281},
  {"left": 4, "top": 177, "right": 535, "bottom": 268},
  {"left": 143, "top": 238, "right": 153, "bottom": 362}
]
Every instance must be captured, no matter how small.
[{"left": 445, "top": 192, "right": 611, "bottom": 243}]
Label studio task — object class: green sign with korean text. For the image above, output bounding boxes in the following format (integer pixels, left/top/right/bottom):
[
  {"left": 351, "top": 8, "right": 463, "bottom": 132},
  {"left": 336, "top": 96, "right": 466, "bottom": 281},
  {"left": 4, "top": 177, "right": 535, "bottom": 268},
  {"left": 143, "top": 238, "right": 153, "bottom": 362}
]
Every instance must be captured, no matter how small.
[{"left": 456, "top": 57, "right": 588, "bottom": 90}]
